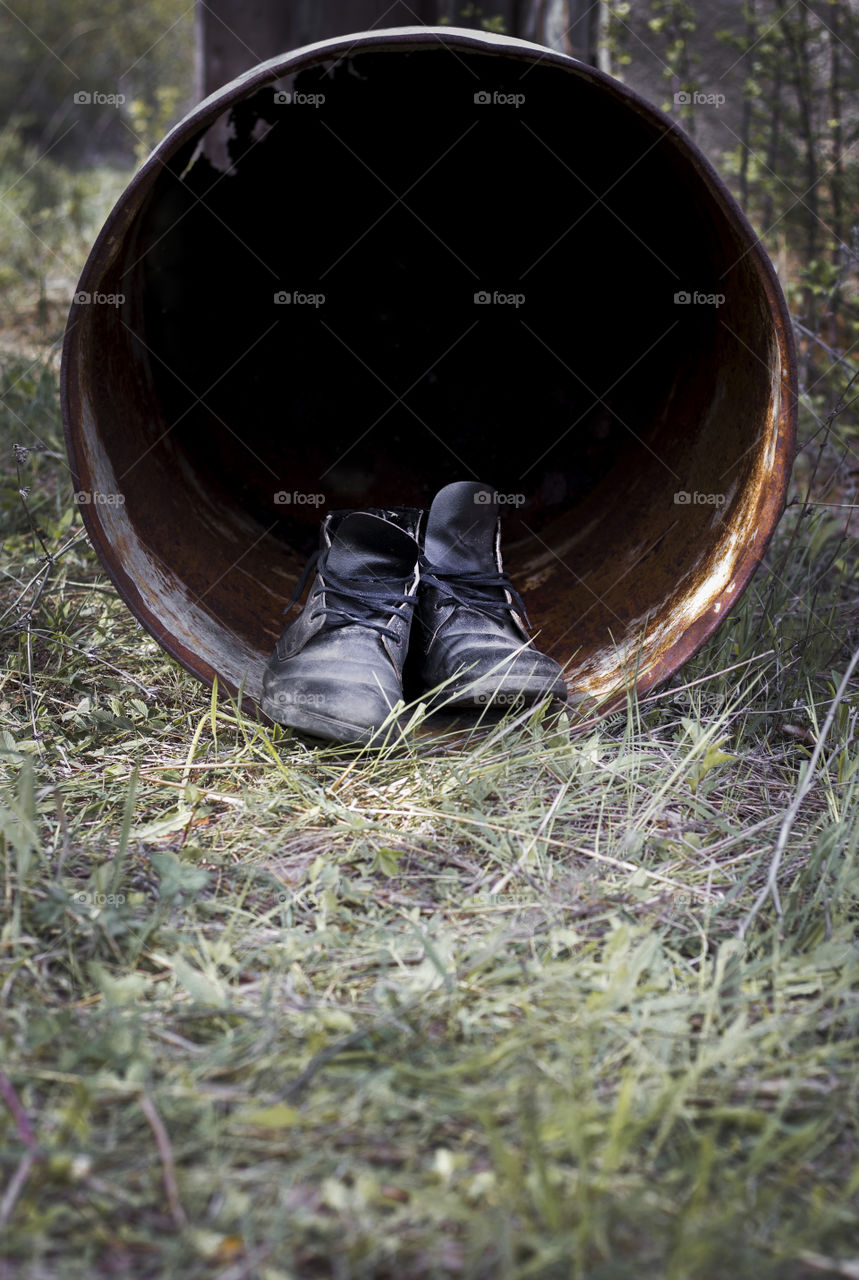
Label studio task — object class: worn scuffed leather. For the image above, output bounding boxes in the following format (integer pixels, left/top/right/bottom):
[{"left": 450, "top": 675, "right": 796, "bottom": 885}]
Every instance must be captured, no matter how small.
[
  {"left": 413, "top": 481, "right": 568, "bottom": 708},
  {"left": 262, "top": 507, "right": 422, "bottom": 744}
]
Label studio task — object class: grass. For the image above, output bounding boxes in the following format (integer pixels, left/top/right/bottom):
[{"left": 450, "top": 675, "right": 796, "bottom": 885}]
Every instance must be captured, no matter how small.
[
  {"left": 2, "top": 152, "right": 859, "bottom": 1274},
  {"left": 2, "top": 344, "right": 859, "bottom": 1279},
  {"left": 0, "top": 133, "right": 128, "bottom": 357}
]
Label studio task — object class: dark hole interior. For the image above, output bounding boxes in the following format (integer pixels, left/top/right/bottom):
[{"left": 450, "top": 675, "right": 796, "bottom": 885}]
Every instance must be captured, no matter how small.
[{"left": 135, "top": 45, "right": 725, "bottom": 567}]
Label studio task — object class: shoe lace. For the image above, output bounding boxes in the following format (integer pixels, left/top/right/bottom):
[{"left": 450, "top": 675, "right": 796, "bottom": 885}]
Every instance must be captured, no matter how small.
[
  {"left": 419, "top": 556, "right": 531, "bottom": 629},
  {"left": 283, "top": 548, "right": 417, "bottom": 641}
]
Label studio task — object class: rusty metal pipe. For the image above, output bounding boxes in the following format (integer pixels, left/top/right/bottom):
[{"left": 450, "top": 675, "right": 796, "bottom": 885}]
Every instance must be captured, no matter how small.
[{"left": 61, "top": 26, "right": 796, "bottom": 714}]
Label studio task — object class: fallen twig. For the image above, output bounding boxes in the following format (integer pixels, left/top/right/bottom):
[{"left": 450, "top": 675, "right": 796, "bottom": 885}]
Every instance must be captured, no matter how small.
[{"left": 139, "top": 1091, "right": 187, "bottom": 1229}]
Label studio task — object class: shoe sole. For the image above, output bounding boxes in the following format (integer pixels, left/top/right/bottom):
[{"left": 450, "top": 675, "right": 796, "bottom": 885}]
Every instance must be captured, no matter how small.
[{"left": 260, "top": 694, "right": 404, "bottom": 746}]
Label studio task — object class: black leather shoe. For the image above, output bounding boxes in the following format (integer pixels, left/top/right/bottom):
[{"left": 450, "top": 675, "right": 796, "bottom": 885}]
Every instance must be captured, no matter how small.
[
  {"left": 413, "top": 481, "right": 567, "bottom": 708},
  {"left": 261, "top": 507, "right": 422, "bottom": 744}
]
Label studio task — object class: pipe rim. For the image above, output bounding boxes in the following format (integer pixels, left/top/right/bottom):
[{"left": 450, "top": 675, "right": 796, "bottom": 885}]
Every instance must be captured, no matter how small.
[{"left": 61, "top": 25, "right": 797, "bottom": 714}]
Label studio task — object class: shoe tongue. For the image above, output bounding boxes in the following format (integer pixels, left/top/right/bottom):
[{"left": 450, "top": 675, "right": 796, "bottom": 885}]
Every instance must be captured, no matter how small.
[
  {"left": 424, "top": 481, "right": 499, "bottom": 572},
  {"left": 327, "top": 512, "right": 417, "bottom": 579}
]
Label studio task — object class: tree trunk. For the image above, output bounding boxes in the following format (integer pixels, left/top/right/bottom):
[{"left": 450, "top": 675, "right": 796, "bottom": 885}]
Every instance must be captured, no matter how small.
[
  {"left": 760, "top": 16, "right": 783, "bottom": 234},
  {"left": 827, "top": 0, "right": 844, "bottom": 256},
  {"left": 782, "top": 2, "right": 819, "bottom": 274},
  {"left": 515, "top": 0, "right": 602, "bottom": 63},
  {"left": 737, "top": 0, "right": 756, "bottom": 211},
  {"left": 196, "top": 0, "right": 601, "bottom": 100}
]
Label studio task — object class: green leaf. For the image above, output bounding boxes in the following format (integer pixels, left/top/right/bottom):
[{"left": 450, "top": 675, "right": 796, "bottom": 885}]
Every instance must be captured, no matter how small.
[
  {"left": 89, "top": 961, "right": 151, "bottom": 1007},
  {"left": 239, "top": 1102, "right": 301, "bottom": 1129},
  {"left": 701, "top": 745, "right": 735, "bottom": 772},
  {"left": 373, "top": 847, "right": 404, "bottom": 877},
  {"left": 689, "top": 743, "right": 735, "bottom": 793},
  {"left": 170, "top": 953, "right": 227, "bottom": 1007},
  {"left": 135, "top": 809, "right": 193, "bottom": 841},
  {"left": 151, "top": 849, "right": 210, "bottom": 902}
]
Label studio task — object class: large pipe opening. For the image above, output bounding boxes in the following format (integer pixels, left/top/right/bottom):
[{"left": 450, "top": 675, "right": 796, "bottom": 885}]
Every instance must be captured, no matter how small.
[{"left": 62, "top": 28, "right": 795, "bottom": 710}]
